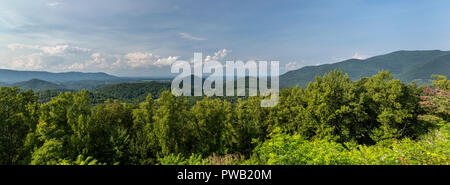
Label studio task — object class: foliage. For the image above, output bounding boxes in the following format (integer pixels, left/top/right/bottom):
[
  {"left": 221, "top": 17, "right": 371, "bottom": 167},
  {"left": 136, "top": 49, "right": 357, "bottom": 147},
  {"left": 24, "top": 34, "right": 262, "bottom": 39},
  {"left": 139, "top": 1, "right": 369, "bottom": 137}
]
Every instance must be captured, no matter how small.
[
  {"left": 0, "top": 87, "right": 39, "bottom": 164},
  {"left": 271, "top": 70, "right": 428, "bottom": 145},
  {"left": 280, "top": 50, "right": 450, "bottom": 88},
  {"left": 57, "top": 155, "right": 105, "bottom": 165},
  {"left": 431, "top": 75, "right": 450, "bottom": 91},
  {"left": 0, "top": 70, "right": 448, "bottom": 165},
  {"left": 95, "top": 81, "right": 170, "bottom": 104},
  {"left": 158, "top": 153, "right": 209, "bottom": 165},
  {"left": 251, "top": 126, "right": 449, "bottom": 165},
  {"left": 30, "top": 139, "right": 64, "bottom": 165}
]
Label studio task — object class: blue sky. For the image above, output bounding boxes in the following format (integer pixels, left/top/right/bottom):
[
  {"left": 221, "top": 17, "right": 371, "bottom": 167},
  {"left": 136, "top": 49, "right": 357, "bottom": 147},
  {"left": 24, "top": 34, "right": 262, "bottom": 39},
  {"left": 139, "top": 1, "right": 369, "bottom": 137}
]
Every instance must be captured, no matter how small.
[{"left": 0, "top": 0, "right": 449, "bottom": 76}]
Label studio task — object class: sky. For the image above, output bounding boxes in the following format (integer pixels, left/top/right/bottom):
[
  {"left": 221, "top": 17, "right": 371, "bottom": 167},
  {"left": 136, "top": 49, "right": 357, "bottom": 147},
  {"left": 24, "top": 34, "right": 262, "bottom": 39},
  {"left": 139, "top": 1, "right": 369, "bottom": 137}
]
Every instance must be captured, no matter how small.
[{"left": 1, "top": 0, "right": 449, "bottom": 76}]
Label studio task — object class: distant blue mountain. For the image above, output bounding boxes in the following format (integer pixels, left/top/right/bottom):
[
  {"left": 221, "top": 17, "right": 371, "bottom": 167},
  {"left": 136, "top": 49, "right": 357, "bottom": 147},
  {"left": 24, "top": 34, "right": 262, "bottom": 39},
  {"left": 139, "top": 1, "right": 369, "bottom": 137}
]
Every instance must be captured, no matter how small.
[
  {"left": 0, "top": 69, "right": 118, "bottom": 83},
  {"left": 280, "top": 50, "right": 450, "bottom": 88}
]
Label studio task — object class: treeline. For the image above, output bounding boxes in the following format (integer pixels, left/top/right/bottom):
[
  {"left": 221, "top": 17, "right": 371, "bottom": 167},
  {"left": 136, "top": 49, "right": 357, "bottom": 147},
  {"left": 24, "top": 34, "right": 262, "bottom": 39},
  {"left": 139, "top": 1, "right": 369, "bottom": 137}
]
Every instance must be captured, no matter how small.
[
  {"left": 0, "top": 70, "right": 448, "bottom": 165},
  {"left": 36, "top": 81, "right": 171, "bottom": 104}
]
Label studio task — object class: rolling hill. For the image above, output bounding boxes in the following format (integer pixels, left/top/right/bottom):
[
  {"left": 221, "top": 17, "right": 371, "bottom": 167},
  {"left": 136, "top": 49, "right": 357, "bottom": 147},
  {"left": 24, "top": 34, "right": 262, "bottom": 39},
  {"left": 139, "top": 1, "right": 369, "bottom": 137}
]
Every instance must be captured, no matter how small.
[
  {"left": 95, "top": 81, "right": 171, "bottom": 103},
  {"left": 10, "top": 79, "right": 66, "bottom": 91},
  {"left": 1, "top": 50, "right": 448, "bottom": 93},
  {"left": 280, "top": 50, "right": 450, "bottom": 88}
]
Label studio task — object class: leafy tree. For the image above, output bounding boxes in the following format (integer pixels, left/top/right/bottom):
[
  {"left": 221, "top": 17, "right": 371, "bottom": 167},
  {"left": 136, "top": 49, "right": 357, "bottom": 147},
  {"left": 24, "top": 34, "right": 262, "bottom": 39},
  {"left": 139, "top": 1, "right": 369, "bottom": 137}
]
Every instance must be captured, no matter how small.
[
  {"left": 30, "top": 139, "right": 64, "bottom": 165},
  {"left": 0, "top": 87, "right": 39, "bottom": 164},
  {"left": 57, "top": 155, "right": 105, "bottom": 165},
  {"left": 358, "top": 71, "right": 425, "bottom": 143},
  {"left": 153, "top": 91, "right": 191, "bottom": 155},
  {"left": 296, "top": 70, "right": 357, "bottom": 142},
  {"left": 232, "top": 97, "right": 270, "bottom": 155},
  {"left": 129, "top": 94, "right": 159, "bottom": 164},
  {"left": 66, "top": 90, "right": 93, "bottom": 160},
  {"left": 431, "top": 75, "right": 449, "bottom": 91},
  {"left": 189, "top": 98, "right": 233, "bottom": 155},
  {"left": 1, "top": 70, "right": 448, "bottom": 165},
  {"left": 419, "top": 86, "right": 449, "bottom": 124},
  {"left": 89, "top": 99, "right": 134, "bottom": 164}
]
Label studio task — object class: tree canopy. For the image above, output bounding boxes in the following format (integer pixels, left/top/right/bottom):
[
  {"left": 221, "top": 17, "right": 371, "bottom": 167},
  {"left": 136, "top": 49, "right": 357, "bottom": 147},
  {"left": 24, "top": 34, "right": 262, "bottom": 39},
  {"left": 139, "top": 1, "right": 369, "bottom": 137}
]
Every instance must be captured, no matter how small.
[{"left": 0, "top": 71, "right": 448, "bottom": 165}]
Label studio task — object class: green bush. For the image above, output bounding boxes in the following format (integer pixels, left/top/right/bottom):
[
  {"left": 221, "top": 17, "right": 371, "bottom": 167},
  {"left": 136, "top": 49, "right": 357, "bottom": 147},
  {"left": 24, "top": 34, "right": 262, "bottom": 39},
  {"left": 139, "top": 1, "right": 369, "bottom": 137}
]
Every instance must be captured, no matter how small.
[
  {"left": 251, "top": 126, "right": 449, "bottom": 165},
  {"left": 157, "top": 153, "right": 210, "bottom": 165}
]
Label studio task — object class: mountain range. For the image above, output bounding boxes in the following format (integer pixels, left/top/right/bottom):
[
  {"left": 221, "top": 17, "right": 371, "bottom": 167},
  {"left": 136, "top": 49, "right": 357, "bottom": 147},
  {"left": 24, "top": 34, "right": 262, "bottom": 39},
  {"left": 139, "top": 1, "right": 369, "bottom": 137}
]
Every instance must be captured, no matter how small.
[
  {"left": 0, "top": 69, "right": 118, "bottom": 83},
  {"left": 280, "top": 50, "right": 450, "bottom": 88},
  {"left": 0, "top": 50, "right": 449, "bottom": 92}
]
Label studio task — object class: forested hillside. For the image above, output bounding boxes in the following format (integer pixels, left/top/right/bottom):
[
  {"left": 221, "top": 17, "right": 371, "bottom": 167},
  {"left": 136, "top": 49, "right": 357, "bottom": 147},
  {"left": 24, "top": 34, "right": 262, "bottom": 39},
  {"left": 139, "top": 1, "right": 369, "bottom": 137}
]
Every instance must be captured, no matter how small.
[
  {"left": 11, "top": 79, "right": 66, "bottom": 91},
  {"left": 95, "top": 81, "right": 171, "bottom": 103},
  {"left": 280, "top": 50, "right": 450, "bottom": 87},
  {"left": 0, "top": 70, "right": 448, "bottom": 165}
]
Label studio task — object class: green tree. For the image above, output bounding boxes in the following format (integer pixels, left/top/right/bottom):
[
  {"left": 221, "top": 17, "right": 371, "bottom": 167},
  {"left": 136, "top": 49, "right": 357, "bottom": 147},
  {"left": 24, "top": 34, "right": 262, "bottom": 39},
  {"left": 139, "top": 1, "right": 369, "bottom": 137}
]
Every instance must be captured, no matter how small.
[
  {"left": 431, "top": 75, "right": 449, "bottom": 91},
  {"left": 358, "top": 71, "right": 424, "bottom": 143},
  {"left": 189, "top": 98, "right": 233, "bottom": 155},
  {"left": 30, "top": 139, "right": 64, "bottom": 165},
  {"left": 0, "top": 87, "right": 39, "bottom": 164},
  {"left": 232, "top": 96, "right": 270, "bottom": 155},
  {"left": 89, "top": 99, "right": 134, "bottom": 164},
  {"left": 153, "top": 91, "right": 191, "bottom": 155},
  {"left": 129, "top": 94, "right": 160, "bottom": 164},
  {"left": 297, "top": 70, "right": 357, "bottom": 142}
]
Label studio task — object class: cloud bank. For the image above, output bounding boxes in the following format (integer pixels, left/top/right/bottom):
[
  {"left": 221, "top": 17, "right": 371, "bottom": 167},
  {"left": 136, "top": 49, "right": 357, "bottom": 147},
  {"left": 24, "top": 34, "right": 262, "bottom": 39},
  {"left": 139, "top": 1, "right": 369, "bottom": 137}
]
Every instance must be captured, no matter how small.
[{"left": 6, "top": 43, "right": 230, "bottom": 76}]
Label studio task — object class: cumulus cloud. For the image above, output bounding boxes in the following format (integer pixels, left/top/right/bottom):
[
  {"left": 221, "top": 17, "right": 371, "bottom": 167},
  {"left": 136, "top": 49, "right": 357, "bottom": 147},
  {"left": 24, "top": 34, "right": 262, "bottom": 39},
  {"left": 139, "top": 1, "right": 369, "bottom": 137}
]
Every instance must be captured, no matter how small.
[
  {"left": 7, "top": 43, "right": 180, "bottom": 74},
  {"left": 6, "top": 44, "right": 232, "bottom": 76},
  {"left": 7, "top": 44, "right": 92, "bottom": 71},
  {"left": 65, "top": 53, "right": 113, "bottom": 71},
  {"left": 11, "top": 53, "right": 44, "bottom": 70},
  {"left": 154, "top": 56, "right": 179, "bottom": 67},
  {"left": 285, "top": 61, "right": 303, "bottom": 71},
  {"left": 204, "top": 49, "right": 230, "bottom": 63},
  {"left": 352, "top": 52, "right": 368, "bottom": 60},
  {"left": 8, "top": 44, "right": 90, "bottom": 56},
  {"left": 123, "top": 52, "right": 155, "bottom": 68},
  {"left": 123, "top": 52, "right": 179, "bottom": 68},
  {"left": 179, "top": 32, "right": 207, "bottom": 41},
  {"left": 64, "top": 52, "right": 179, "bottom": 72}
]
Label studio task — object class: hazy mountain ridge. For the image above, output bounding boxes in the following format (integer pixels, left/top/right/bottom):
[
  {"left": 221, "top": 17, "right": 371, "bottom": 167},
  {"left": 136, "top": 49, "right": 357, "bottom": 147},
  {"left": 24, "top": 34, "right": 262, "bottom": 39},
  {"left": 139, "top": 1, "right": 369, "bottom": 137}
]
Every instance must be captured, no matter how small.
[
  {"left": 1, "top": 50, "right": 449, "bottom": 91},
  {"left": 8, "top": 79, "right": 66, "bottom": 91},
  {"left": 280, "top": 50, "right": 450, "bottom": 88},
  {"left": 0, "top": 69, "right": 118, "bottom": 83}
]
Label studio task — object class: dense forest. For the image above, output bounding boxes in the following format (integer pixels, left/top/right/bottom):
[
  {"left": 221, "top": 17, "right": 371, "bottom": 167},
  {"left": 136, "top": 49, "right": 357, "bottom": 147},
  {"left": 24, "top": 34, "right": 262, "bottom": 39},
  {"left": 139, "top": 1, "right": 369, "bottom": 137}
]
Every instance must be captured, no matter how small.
[{"left": 0, "top": 70, "right": 448, "bottom": 165}]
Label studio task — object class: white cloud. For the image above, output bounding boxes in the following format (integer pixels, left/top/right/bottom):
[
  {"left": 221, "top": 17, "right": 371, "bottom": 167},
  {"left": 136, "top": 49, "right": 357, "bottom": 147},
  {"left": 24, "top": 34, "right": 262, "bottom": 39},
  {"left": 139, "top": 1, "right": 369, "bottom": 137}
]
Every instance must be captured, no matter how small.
[
  {"left": 179, "top": 32, "right": 207, "bottom": 41},
  {"left": 285, "top": 61, "right": 303, "bottom": 71},
  {"left": 86, "top": 53, "right": 109, "bottom": 69},
  {"left": 47, "top": 2, "right": 61, "bottom": 7},
  {"left": 188, "top": 49, "right": 231, "bottom": 69},
  {"left": 352, "top": 52, "right": 368, "bottom": 60},
  {"left": 65, "top": 53, "right": 110, "bottom": 71},
  {"left": 6, "top": 43, "right": 226, "bottom": 75},
  {"left": 154, "top": 56, "right": 179, "bottom": 67},
  {"left": 11, "top": 53, "right": 44, "bottom": 70},
  {"left": 204, "top": 49, "right": 230, "bottom": 63},
  {"left": 8, "top": 44, "right": 90, "bottom": 56},
  {"left": 63, "top": 52, "right": 179, "bottom": 72},
  {"left": 123, "top": 52, "right": 154, "bottom": 68},
  {"left": 7, "top": 44, "right": 91, "bottom": 71},
  {"left": 122, "top": 52, "right": 179, "bottom": 68}
]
